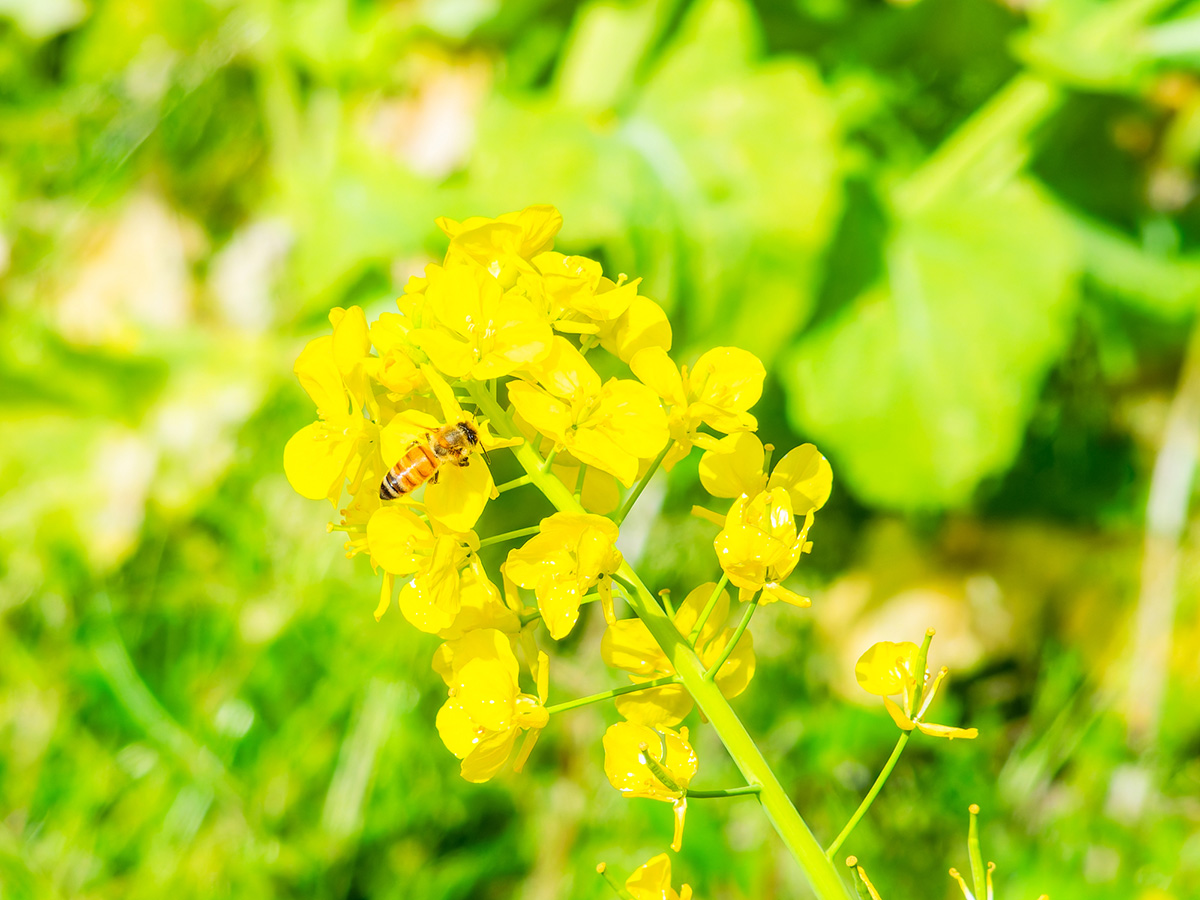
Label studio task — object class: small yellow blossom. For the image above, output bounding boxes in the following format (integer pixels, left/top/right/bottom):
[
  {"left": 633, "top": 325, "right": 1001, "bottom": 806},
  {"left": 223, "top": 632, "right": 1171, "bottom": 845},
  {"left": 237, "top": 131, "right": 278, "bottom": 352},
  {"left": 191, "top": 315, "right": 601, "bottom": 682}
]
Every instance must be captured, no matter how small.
[
  {"left": 505, "top": 512, "right": 623, "bottom": 639},
  {"left": 624, "top": 854, "right": 694, "bottom": 900},
  {"left": 601, "top": 582, "right": 754, "bottom": 726},
  {"left": 596, "top": 293, "right": 673, "bottom": 362},
  {"left": 436, "top": 204, "right": 563, "bottom": 287},
  {"left": 367, "top": 312, "right": 426, "bottom": 397},
  {"left": 283, "top": 306, "right": 380, "bottom": 503},
  {"left": 521, "top": 252, "right": 641, "bottom": 334},
  {"left": 433, "top": 629, "right": 549, "bottom": 782},
  {"left": 366, "top": 506, "right": 482, "bottom": 631},
  {"left": 630, "top": 346, "right": 766, "bottom": 467},
  {"left": 855, "top": 634, "right": 978, "bottom": 740},
  {"left": 508, "top": 336, "right": 669, "bottom": 486},
  {"left": 410, "top": 262, "right": 552, "bottom": 381},
  {"left": 713, "top": 488, "right": 813, "bottom": 605},
  {"left": 603, "top": 721, "right": 698, "bottom": 852},
  {"left": 698, "top": 433, "right": 832, "bottom": 511}
]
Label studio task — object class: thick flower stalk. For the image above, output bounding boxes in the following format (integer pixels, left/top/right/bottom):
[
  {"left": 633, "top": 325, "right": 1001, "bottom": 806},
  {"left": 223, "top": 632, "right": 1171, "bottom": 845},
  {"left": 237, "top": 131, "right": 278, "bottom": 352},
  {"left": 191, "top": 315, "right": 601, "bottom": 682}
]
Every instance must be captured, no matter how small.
[{"left": 283, "top": 203, "right": 969, "bottom": 900}]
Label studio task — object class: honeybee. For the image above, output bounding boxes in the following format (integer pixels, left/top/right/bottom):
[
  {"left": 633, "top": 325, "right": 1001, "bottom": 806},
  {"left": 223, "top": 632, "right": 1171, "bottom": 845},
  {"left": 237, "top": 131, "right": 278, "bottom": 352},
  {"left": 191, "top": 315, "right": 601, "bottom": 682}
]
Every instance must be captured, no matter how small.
[{"left": 379, "top": 420, "right": 481, "bottom": 500}]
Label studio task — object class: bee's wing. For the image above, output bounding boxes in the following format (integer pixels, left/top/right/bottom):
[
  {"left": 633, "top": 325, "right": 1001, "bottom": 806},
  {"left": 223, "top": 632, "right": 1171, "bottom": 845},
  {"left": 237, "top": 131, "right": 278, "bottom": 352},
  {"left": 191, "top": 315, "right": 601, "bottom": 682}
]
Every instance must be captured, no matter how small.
[{"left": 380, "top": 410, "right": 441, "bottom": 466}]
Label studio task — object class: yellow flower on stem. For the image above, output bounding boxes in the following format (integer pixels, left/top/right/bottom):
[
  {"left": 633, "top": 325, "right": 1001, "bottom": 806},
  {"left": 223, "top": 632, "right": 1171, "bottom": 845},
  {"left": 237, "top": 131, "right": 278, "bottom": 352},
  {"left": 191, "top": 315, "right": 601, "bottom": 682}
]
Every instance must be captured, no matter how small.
[
  {"left": 630, "top": 346, "right": 766, "bottom": 468},
  {"left": 854, "top": 633, "right": 978, "bottom": 740},
  {"left": 410, "top": 263, "right": 552, "bottom": 381},
  {"left": 698, "top": 433, "right": 832, "bottom": 510},
  {"left": 366, "top": 505, "right": 481, "bottom": 631},
  {"left": 508, "top": 336, "right": 669, "bottom": 486},
  {"left": 433, "top": 629, "right": 549, "bottom": 783},
  {"left": 504, "top": 512, "right": 623, "bottom": 639},
  {"left": 522, "top": 252, "right": 641, "bottom": 334},
  {"left": 283, "top": 306, "right": 380, "bottom": 503},
  {"left": 601, "top": 582, "right": 755, "bottom": 726},
  {"left": 623, "top": 854, "right": 694, "bottom": 900},
  {"left": 595, "top": 293, "right": 673, "bottom": 362},
  {"left": 713, "top": 488, "right": 813, "bottom": 605},
  {"left": 367, "top": 312, "right": 426, "bottom": 397},
  {"left": 437, "top": 205, "right": 563, "bottom": 285},
  {"left": 603, "top": 721, "right": 698, "bottom": 852}
]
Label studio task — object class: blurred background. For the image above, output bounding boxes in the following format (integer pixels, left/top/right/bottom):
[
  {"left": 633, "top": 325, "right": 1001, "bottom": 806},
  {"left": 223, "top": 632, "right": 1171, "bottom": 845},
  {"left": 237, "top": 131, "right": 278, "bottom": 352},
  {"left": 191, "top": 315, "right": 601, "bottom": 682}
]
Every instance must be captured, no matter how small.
[{"left": 2, "top": 0, "right": 1200, "bottom": 897}]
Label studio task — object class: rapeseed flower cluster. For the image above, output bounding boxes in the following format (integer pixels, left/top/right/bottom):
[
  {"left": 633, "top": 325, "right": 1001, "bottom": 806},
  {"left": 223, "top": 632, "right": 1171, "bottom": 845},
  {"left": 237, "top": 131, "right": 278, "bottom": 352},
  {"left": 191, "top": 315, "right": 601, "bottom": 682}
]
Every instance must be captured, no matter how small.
[{"left": 284, "top": 205, "right": 865, "bottom": 889}]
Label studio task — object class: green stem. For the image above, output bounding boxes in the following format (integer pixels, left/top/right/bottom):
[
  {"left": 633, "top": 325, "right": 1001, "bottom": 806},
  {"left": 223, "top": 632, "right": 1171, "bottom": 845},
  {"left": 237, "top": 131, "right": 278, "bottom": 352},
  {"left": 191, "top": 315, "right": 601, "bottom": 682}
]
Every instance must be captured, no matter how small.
[
  {"left": 614, "top": 440, "right": 672, "bottom": 526},
  {"left": 705, "top": 594, "right": 758, "bottom": 681},
  {"left": 541, "top": 446, "right": 560, "bottom": 473},
  {"left": 968, "top": 804, "right": 986, "bottom": 899},
  {"left": 544, "top": 675, "right": 681, "bottom": 715},
  {"left": 688, "top": 573, "right": 729, "bottom": 646},
  {"left": 596, "top": 863, "right": 636, "bottom": 900},
  {"left": 466, "top": 382, "right": 852, "bottom": 900},
  {"left": 478, "top": 525, "right": 540, "bottom": 548},
  {"left": 496, "top": 474, "right": 532, "bottom": 493},
  {"left": 825, "top": 732, "right": 910, "bottom": 860},
  {"left": 573, "top": 463, "right": 587, "bottom": 502},
  {"left": 686, "top": 785, "right": 762, "bottom": 799}
]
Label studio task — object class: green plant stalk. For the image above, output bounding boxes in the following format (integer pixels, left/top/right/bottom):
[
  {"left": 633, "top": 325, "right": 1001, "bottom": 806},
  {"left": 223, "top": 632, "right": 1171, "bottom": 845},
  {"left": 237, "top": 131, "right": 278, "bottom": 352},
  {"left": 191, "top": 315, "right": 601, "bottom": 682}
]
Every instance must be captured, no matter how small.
[
  {"left": 688, "top": 572, "right": 729, "bottom": 645},
  {"left": 597, "top": 864, "right": 636, "bottom": 900},
  {"left": 968, "top": 804, "right": 987, "bottom": 898},
  {"left": 614, "top": 440, "right": 672, "bottom": 526},
  {"left": 478, "top": 525, "right": 541, "bottom": 547},
  {"left": 687, "top": 785, "right": 762, "bottom": 799},
  {"left": 825, "top": 732, "right": 910, "bottom": 860},
  {"left": 468, "top": 382, "right": 852, "bottom": 900},
  {"left": 705, "top": 593, "right": 758, "bottom": 681},
  {"left": 545, "top": 675, "right": 682, "bottom": 715}
]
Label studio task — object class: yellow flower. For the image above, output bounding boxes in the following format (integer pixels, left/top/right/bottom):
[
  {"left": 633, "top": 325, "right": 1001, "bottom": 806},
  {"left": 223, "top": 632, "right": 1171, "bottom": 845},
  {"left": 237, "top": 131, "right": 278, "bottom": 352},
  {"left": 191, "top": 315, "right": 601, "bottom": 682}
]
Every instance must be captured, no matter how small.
[
  {"left": 508, "top": 336, "right": 669, "bottom": 486},
  {"left": 436, "top": 204, "right": 563, "bottom": 287},
  {"left": 504, "top": 512, "right": 623, "bottom": 640},
  {"left": 624, "top": 854, "right": 694, "bottom": 900},
  {"left": 367, "top": 312, "right": 425, "bottom": 397},
  {"left": 713, "top": 488, "right": 813, "bottom": 605},
  {"left": 699, "top": 433, "right": 832, "bottom": 511},
  {"left": 366, "top": 506, "right": 481, "bottom": 631},
  {"left": 603, "top": 721, "right": 697, "bottom": 852},
  {"left": 283, "top": 306, "right": 380, "bottom": 503},
  {"left": 630, "top": 346, "right": 766, "bottom": 467},
  {"left": 595, "top": 293, "right": 673, "bottom": 363},
  {"left": 410, "top": 263, "right": 552, "bottom": 381},
  {"left": 521, "top": 252, "right": 642, "bottom": 334},
  {"left": 601, "top": 582, "right": 755, "bottom": 726},
  {"left": 433, "top": 629, "right": 549, "bottom": 783},
  {"left": 855, "top": 633, "right": 978, "bottom": 740}
]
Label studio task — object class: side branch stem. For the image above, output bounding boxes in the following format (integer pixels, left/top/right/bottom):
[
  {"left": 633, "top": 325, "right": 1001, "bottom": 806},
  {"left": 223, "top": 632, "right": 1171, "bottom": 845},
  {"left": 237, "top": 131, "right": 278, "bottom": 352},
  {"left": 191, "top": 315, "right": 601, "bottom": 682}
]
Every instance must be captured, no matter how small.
[
  {"left": 614, "top": 441, "right": 672, "bottom": 526},
  {"left": 689, "top": 573, "right": 729, "bottom": 645},
  {"left": 465, "top": 382, "right": 852, "bottom": 900},
  {"left": 478, "top": 525, "right": 540, "bottom": 547},
  {"left": 545, "top": 675, "right": 681, "bottom": 715},
  {"left": 687, "top": 785, "right": 762, "bottom": 799},
  {"left": 705, "top": 594, "right": 758, "bottom": 681},
  {"left": 825, "top": 732, "right": 910, "bottom": 860}
]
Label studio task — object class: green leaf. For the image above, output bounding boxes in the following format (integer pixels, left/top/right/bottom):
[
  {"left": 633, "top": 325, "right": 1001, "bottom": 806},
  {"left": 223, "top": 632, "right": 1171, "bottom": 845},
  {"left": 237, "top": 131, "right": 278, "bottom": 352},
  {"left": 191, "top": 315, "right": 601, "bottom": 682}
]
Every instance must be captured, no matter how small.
[{"left": 784, "top": 180, "right": 1080, "bottom": 509}]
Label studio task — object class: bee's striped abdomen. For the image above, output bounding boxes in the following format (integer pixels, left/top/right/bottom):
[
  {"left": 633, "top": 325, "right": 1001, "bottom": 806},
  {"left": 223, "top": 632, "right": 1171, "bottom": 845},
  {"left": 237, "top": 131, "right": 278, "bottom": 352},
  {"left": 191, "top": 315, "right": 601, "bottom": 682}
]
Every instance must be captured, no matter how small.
[{"left": 380, "top": 443, "right": 438, "bottom": 499}]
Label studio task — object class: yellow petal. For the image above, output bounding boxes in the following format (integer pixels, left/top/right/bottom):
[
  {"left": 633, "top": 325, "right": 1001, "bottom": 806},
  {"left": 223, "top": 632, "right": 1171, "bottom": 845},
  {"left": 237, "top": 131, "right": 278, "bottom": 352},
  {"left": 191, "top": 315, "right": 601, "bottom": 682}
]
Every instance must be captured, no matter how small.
[
  {"left": 855, "top": 641, "right": 920, "bottom": 697},
  {"left": 507, "top": 382, "right": 573, "bottom": 445},
  {"left": 601, "top": 619, "right": 669, "bottom": 676},
  {"left": 614, "top": 684, "right": 694, "bottom": 727},
  {"left": 884, "top": 696, "right": 916, "bottom": 731},
  {"left": 537, "top": 577, "right": 585, "bottom": 640},
  {"left": 672, "top": 582, "right": 730, "bottom": 647},
  {"left": 630, "top": 346, "right": 687, "bottom": 408},
  {"left": 460, "top": 727, "right": 520, "bottom": 783},
  {"left": 625, "top": 854, "right": 674, "bottom": 900},
  {"left": 687, "top": 346, "right": 766, "bottom": 426},
  {"left": 916, "top": 722, "right": 979, "bottom": 740},
  {"left": 600, "top": 295, "right": 672, "bottom": 362},
  {"left": 294, "top": 335, "right": 348, "bottom": 419},
  {"left": 698, "top": 432, "right": 768, "bottom": 499},
  {"left": 366, "top": 506, "right": 431, "bottom": 575},
  {"left": 425, "top": 453, "right": 493, "bottom": 533},
  {"left": 768, "top": 443, "right": 833, "bottom": 515},
  {"left": 283, "top": 421, "right": 359, "bottom": 501},
  {"left": 704, "top": 629, "right": 756, "bottom": 699}
]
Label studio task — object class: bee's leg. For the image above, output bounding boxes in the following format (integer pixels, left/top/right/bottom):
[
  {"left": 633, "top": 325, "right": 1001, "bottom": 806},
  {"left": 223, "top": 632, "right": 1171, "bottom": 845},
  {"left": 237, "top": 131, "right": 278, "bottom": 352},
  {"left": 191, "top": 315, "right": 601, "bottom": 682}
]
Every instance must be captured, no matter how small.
[
  {"left": 456, "top": 457, "right": 471, "bottom": 468},
  {"left": 430, "top": 470, "right": 440, "bottom": 485}
]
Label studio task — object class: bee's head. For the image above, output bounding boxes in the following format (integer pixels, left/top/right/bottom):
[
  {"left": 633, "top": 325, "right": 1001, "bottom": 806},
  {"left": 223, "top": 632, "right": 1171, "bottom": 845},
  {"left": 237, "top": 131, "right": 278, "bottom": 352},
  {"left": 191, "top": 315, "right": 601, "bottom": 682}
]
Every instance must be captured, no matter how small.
[{"left": 459, "top": 421, "right": 479, "bottom": 446}]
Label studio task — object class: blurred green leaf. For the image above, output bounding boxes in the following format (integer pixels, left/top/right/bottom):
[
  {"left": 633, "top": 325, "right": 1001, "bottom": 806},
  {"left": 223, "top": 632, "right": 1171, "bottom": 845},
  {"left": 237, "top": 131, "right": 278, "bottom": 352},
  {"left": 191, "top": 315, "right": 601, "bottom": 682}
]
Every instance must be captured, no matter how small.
[{"left": 785, "top": 180, "right": 1080, "bottom": 508}]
